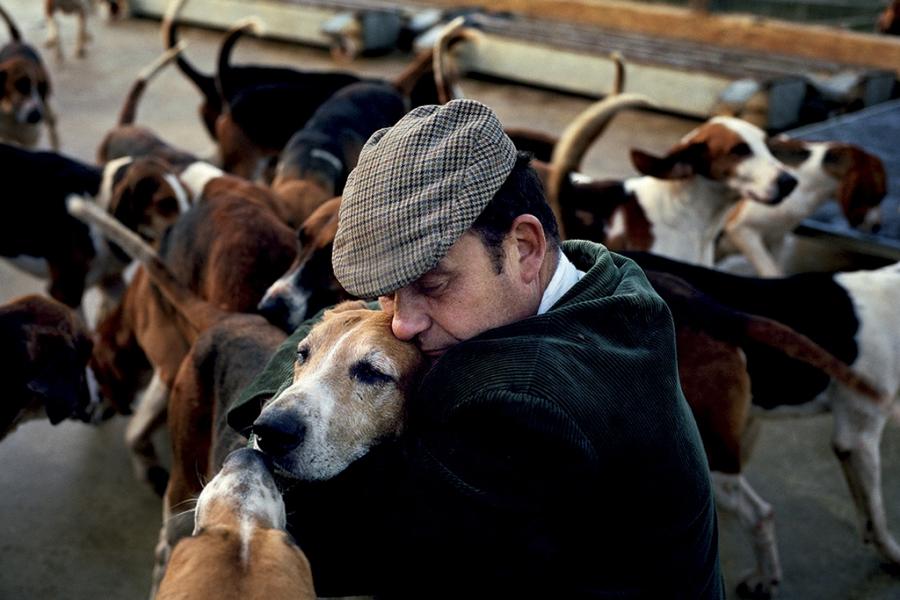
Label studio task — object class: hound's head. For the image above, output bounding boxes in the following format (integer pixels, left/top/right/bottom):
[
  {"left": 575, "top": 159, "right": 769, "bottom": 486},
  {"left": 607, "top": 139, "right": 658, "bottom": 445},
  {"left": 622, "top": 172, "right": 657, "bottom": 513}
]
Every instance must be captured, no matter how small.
[
  {"left": 258, "top": 197, "right": 346, "bottom": 332},
  {"left": 252, "top": 303, "right": 424, "bottom": 480},
  {"left": 157, "top": 448, "right": 315, "bottom": 600},
  {"left": 193, "top": 449, "right": 285, "bottom": 535},
  {"left": 631, "top": 116, "right": 796, "bottom": 204},
  {"left": 0, "top": 54, "right": 50, "bottom": 129},
  {"left": 101, "top": 156, "right": 191, "bottom": 247},
  {"left": 767, "top": 137, "right": 887, "bottom": 230},
  {"left": 7, "top": 295, "right": 108, "bottom": 428}
]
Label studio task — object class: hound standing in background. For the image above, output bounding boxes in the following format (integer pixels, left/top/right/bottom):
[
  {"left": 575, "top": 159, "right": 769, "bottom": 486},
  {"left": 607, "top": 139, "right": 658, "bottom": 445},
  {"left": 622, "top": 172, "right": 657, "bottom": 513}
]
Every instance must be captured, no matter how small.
[
  {"left": 0, "top": 4, "right": 59, "bottom": 149},
  {"left": 546, "top": 106, "right": 798, "bottom": 266},
  {"left": 719, "top": 137, "right": 886, "bottom": 276},
  {"left": 44, "top": 0, "right": 126, "bottom": 60}
]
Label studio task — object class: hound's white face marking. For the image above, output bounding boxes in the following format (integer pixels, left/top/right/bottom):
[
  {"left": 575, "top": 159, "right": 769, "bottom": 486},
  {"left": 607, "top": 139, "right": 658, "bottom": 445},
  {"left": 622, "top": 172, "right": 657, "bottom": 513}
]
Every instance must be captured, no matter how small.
[
  {"left": 193, "top": 449, "right": 286, "bottom": 567},
  {"left": 255, "top": 305, "right": 424, "bottom": 480},
  {"left": 691, "top": 116, "right": 791, "bottom": 204}
]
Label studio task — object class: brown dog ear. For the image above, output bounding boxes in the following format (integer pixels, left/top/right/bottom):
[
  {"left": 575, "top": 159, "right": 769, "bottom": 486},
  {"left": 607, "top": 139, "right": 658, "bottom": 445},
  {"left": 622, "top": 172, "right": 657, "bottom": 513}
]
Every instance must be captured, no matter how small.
[
  {"left": 829, "top": 147, "right": 887, "bottom": 226},
  {"left": 630, "top": 142, "right": 706, "bottom": 179},
  {"left": 325, "top": 300, "right": 369, "bottom": 316},
  {"left": 110, "top": 161, "right": 181, "bottom": 242}
]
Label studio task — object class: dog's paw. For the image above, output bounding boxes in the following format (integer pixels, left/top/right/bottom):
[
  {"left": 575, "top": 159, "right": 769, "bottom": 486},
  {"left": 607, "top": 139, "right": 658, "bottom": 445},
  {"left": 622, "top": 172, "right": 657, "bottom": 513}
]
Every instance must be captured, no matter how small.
[{"left": 736, "top": 573, "right": 779, "bottom": 600}]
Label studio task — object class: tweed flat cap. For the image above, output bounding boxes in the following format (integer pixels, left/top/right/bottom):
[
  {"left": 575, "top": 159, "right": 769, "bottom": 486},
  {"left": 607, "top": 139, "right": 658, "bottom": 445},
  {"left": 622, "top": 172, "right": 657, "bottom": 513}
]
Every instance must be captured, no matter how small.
[{"left": 332, "top": 99, "right": 517, "bottom": 298}]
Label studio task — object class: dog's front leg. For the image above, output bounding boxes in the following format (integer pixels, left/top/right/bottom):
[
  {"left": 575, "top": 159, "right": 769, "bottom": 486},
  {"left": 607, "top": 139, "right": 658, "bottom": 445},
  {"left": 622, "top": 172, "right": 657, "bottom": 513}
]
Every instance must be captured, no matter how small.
[
  {"left": 75, "top": 9, "right": 91, "bottom": 58},
  {"left": 832, "top": 394, "right": 900, "bottom": 564},
  {"left": 45, "top": 103, "right": 60, "bottom": 151},
  {"left": 724, "top": 225, "right": 782, "bottom": 278},
  {"left": 125, "top": 370, "right": 170, "bottom": 495},
  {"left": 711, "top": 472, "right": 781, "bottom": 600},
  {"left": 44, "top": 13, "right": 63, "bottom": 61}
]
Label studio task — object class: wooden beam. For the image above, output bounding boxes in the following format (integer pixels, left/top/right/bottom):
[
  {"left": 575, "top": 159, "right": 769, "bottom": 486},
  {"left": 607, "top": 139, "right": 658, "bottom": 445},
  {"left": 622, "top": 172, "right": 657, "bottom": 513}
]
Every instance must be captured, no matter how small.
[
  {"left": 418, "top": 0, "right": 900, "bottom": 75},
  {"left": 456, "top": 34, "right": 732, "bottom": 117}
]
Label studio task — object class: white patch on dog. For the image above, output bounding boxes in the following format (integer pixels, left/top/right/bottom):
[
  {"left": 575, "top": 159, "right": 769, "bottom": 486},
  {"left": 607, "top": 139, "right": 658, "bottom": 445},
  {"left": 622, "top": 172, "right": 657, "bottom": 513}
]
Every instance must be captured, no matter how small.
[
  {"left": 259, "top": 271, "right": 311, "bottom": 330},
  {"left": 179, "top": 161, "right": 225, "bottom": 201},
  {"left": 98, "top": 156, "right": 135, "bottom": 210},
  {"left": 713, "top": 117, "right": 785, "bottom": 204},
  {"left": 163, "top": 173, "right": 191, "bottom": 214}
]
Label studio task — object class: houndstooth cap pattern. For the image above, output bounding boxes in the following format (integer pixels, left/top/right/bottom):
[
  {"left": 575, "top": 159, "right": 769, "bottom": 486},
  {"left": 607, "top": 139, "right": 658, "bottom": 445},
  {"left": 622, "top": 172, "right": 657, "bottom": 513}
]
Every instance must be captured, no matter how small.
[{"left": 333, "top": 99, "right": 517, "bottom": 298}]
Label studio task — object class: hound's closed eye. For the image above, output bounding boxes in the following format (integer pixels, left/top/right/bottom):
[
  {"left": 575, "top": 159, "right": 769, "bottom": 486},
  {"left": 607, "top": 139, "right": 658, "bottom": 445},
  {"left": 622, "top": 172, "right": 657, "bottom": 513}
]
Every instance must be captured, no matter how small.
[
  {"left": 349, "top": 361, "right": 394, "bottom": 385},
  {"left": 296, "top": 345, "right": 310, "bottom": 365}
]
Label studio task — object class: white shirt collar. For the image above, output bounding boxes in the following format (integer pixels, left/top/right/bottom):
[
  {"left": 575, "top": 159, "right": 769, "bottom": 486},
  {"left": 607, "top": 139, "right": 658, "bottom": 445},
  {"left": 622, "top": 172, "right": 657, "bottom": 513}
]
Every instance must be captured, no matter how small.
[{"left": 537, "top": 250, "right": 585, "bottom": 315}]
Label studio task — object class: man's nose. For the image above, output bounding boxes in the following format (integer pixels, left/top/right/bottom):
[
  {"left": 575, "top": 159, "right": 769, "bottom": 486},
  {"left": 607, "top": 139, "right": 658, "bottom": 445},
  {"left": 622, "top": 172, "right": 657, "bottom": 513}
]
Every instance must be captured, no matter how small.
[{"left": 390, "top": 296, "right": 429, "bottom": 341}]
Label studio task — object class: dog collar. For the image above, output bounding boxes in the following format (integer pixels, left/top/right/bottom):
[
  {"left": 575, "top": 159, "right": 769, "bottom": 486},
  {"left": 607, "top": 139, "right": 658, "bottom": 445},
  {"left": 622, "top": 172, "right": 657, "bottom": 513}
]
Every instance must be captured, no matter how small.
[{"left": 309, "top": 148, "right": 344, "bottom": 176}]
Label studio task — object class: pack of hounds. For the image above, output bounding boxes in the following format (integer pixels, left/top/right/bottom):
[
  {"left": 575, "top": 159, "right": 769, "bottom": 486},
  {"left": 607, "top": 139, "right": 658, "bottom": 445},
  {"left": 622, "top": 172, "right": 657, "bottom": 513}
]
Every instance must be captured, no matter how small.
[{"left": 1, "top": 1, "right": 899, "bottom": 598}]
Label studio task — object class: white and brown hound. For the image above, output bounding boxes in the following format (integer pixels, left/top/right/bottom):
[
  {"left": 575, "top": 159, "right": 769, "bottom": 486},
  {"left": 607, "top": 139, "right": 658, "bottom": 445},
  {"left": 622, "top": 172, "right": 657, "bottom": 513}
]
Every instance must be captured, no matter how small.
[
  {"left": 545, "top": 99, "right": 798, "bottom": 265},
  {"left": 0, "top": 4, "right": 59, "bottom": 149},
  {"left": 719, "top": 137, "right": 887, "bottom": 276},
  {"left": 44, "top": 0, "right": 126, "bottom": 60}
]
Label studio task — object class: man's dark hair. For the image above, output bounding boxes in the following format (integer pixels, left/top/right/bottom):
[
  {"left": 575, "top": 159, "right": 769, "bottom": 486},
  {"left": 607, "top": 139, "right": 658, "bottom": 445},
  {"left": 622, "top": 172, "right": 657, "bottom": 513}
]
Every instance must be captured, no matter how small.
[{"left": 471, "top": 151, "right": 560, "bottom": 273}]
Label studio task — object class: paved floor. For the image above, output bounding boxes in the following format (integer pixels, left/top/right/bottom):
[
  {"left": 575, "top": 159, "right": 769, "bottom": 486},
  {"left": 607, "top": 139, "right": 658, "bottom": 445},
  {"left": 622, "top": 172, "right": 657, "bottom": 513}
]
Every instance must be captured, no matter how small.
[{"left": 0, "top": 1, "right": 899, "bottom": 599}]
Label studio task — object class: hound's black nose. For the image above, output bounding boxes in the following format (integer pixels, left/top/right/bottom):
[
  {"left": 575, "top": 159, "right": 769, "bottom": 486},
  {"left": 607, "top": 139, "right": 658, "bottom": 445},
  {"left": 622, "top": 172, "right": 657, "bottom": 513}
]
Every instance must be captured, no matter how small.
[
  {"left": 253, "top": 411, "right": 307, "bottom": 457},
  {"left": 774, "top": 172, "right": 797, "bottom": 203},
  {"left": 25, "top": 109, "right": 42, "bottom": 124},
  {"left": 258, "top": 294, "right": 292, "bottom": 333}
]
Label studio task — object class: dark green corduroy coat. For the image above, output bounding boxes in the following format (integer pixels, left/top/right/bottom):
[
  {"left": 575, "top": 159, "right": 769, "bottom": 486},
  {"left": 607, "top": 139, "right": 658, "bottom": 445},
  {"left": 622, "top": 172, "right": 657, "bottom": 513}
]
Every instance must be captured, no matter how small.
[{"left": 228, "top": 240, "right": 723, "bottom": 599}]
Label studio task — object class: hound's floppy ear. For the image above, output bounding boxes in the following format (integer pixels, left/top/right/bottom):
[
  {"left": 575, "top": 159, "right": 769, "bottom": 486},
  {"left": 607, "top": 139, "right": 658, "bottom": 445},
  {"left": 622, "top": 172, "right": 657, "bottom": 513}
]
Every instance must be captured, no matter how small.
[
  {"left": 325, "top": 300, "right": 368, "bottom": 316},
  {"left": 0, "top": 69, "right": 8, "bottom": 99},
  {"left": 829, "top": 147, "right": 887, "bottom": 226},
  {"left": 27, "top": 364, "right": 81, "bottom": 425},
  {"left": 111, "top": 163, "right": 180, "bottom": 241},
  {"left": 630, "top": 142, "right": 706, "bottom": 179}
]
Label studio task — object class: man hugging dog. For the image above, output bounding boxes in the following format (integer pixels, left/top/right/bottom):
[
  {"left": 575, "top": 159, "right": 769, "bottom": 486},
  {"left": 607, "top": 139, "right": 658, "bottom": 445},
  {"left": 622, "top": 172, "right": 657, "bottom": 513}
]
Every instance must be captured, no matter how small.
[{"left": 229, "top": 99, "right": 724, "bottom": 599}]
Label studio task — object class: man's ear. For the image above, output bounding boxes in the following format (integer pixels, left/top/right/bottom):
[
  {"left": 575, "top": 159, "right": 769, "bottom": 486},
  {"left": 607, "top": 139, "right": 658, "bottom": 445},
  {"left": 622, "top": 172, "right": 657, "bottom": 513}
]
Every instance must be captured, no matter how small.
[{"left": 510, "top": 214, "right": 546, "bottom": 284}]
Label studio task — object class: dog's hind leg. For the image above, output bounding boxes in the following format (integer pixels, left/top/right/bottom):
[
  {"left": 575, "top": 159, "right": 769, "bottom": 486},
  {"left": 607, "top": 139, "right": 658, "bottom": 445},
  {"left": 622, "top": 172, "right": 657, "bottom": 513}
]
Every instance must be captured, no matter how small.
[
  {"left": 711, "top": 471, "right": 781, "bottom": 600},
  {"left": 126, "top": 369, "right": 170, "bottom": 495},
  {"left": 832, "top": 391, "right": 900, "bottom": 564}
]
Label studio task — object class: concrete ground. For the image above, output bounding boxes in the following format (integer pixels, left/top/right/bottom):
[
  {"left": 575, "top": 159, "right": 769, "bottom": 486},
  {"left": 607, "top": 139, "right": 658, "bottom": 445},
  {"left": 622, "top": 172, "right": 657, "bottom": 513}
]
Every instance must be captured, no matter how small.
[{"left": 0, "top": 1, "right": 898, "bottom": 598}]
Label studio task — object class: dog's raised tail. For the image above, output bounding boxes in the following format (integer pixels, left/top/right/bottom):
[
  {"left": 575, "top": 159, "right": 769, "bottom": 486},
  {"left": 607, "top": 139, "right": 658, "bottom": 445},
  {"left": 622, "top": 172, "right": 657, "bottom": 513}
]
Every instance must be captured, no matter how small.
[
  {"left": 163, "top": 0, "right": 218, "bottom": 101},
  {"left": 66, "top": 195, "right": 224, "bottom": 336},
  {"left": 432, "top": 16, "right": 470, "bottom": 105},
  {"left": 217, "top": 17, "right": 265, "bottom": 102},
  {"left": 117, "top": 41, "right": 187, "bottom": 126},
  {"left": 0, "top": 3, "right": 21, "bottom": 42},
  {"left": 547, "top": 93, "right": 656, "bottom": 238}
]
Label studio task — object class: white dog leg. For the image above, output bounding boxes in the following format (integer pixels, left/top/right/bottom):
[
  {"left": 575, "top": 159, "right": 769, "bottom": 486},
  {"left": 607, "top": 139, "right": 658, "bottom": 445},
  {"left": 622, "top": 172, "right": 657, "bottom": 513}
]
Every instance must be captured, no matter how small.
[
  {"left": 75, "top": 11, "right": 90, "bottom": 58},
  {"left": 712, "top": 471, "right": 781, "bottom": 599},
  {"left": 832, "top": 397, "right": 900, "bottom": 564},
  {"left": 125, "top": 370, "right": 170, "bottom": 495},
  {"left": 724, "top": 227, "right": 782, "bottom": 278}
]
